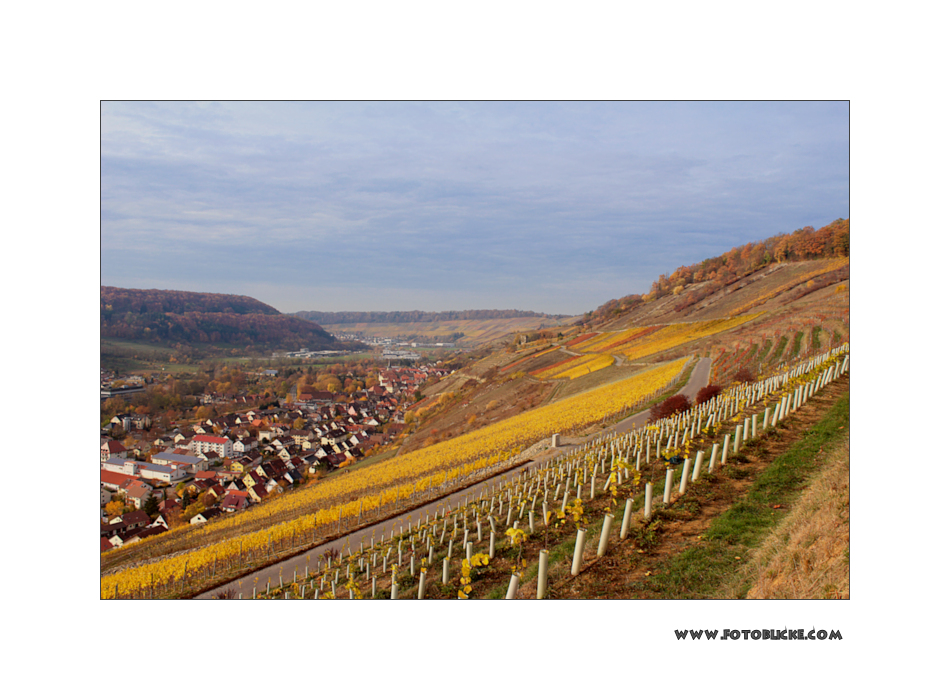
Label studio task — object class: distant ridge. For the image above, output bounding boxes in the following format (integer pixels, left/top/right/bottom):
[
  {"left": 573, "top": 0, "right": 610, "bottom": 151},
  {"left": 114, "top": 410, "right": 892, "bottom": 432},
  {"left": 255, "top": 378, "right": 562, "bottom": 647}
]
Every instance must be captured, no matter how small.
[
  {"left": 101, "top": 286, "right": 355, "bottom": 352},
  {"left": 294, "top": 309, "right": 569, "bottom": 324},
  {"left": 101, "top": 287, "right": 281, "bottom": 316}
]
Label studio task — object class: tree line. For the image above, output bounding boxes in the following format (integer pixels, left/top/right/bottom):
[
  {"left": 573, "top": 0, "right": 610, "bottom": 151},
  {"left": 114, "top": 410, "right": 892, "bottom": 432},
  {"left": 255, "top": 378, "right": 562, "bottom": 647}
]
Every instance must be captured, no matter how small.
[
  {"left": 101, "top": 287, "right": 281, "bottom": 316},
  {"left": 590, "top": 218, "right": 849, "bottom": 322}
]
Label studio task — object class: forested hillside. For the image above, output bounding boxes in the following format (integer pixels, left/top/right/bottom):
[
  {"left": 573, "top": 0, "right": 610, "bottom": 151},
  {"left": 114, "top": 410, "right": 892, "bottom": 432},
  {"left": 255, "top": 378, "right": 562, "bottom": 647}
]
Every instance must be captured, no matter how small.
[
  {"left": 101, "top": 287, "right": 350, "bottom": 352},
  {"left": 101, "top": 287, "right": 281, "bottom": 316}
]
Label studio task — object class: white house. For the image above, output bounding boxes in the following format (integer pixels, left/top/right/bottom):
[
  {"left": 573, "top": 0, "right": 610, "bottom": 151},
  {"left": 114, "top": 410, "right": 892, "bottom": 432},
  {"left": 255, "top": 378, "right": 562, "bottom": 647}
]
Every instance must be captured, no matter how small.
[
  {"left": 102, "top": 457, "right": 141, "bottom": 476},
  {"left": 233, "top": 438, "right": 258, "bottom": 453},
  {"left": 139, "top": 463, "right": 186, "bottom": 484},
  {"left": 152, "top": 451, "right": 206, "bottom": 474},
  {"left": 191, "top": 435, "right": 234, "bottom": 459}
]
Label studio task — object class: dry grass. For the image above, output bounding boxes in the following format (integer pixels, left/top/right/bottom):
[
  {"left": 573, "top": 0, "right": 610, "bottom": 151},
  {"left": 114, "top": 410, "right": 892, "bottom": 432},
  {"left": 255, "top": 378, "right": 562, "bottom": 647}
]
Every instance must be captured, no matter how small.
[{"left": 725, "top": 431, "right": 850, "bottom": 599}]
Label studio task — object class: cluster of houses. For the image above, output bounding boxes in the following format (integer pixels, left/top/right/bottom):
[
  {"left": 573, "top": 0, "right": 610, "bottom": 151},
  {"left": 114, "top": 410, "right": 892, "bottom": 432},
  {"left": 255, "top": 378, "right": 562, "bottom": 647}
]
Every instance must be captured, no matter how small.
[{"left": 100, "top": 364, "right": 451, "bottom": 552}]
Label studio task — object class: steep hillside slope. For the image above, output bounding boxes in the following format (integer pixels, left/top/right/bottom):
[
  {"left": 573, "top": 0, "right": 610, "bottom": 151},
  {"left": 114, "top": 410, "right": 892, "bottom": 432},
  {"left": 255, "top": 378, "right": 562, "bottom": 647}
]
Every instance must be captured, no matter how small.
[{"left": 399, "top": 221, "right": 848, "bottom": 457}]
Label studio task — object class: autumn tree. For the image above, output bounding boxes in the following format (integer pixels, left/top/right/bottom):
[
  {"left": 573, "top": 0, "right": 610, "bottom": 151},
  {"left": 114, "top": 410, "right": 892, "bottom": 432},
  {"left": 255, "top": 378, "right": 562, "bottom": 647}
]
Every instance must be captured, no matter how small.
[
  {"left": 192, "top": 405, "right": 208, "bottom": 421},
  {"left": 143, "top": 495, "right": 159, "bottom": 518},
  {"left": 183, "top": 501, "right": 205, "bottom": 521}
]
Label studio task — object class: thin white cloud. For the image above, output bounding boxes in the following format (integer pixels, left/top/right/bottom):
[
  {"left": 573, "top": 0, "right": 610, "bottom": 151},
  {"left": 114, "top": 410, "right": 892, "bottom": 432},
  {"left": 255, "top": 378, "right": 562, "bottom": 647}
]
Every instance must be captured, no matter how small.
[{"left": 101, "top": 101, "right": 849, "bottom": 314}]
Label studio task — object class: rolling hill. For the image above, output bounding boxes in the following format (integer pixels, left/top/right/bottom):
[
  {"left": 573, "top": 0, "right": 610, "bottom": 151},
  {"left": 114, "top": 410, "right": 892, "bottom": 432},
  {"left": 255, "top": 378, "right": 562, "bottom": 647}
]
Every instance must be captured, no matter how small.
[{"left": 100, "top": 286, "right": 358, "bottom": 353}]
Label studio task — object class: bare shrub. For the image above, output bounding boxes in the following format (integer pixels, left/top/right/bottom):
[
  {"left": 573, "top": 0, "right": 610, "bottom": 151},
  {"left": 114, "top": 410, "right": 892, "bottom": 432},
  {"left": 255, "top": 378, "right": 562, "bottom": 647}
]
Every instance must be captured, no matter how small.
[
  {"left": 695, "top": 384, "right": 722, "bottom": 405},
  {"left": 650, "top": 394, "right": 692, "bottom": 421}
]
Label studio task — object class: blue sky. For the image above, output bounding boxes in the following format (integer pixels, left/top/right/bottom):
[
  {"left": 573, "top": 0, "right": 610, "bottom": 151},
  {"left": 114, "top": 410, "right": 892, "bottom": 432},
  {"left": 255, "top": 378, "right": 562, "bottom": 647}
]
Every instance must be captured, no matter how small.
[{"left": 100, "top": 101, "right": 849, "bottom": 315}]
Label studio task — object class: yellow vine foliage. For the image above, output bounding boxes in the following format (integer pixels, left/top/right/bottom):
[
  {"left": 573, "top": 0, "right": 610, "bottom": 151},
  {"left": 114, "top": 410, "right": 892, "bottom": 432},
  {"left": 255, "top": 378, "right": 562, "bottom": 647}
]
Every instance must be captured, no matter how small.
[
  {"left": 570, "top": 329, "right": 642, "bottom": 353},
  {"left": 556, "top": 354, "right": 614, "bottom": 379},
  {"left": 618, "top": 315, "right": 762, "bottom": 361},
  {"left": 534, "top": 353, "right": 615, "bottom": 380},
  {"left": 539, "top": 316, "right": 760, "bottom": 371},
  {"left": 101, "top": 358, "right": 687, "bottom": 598}
]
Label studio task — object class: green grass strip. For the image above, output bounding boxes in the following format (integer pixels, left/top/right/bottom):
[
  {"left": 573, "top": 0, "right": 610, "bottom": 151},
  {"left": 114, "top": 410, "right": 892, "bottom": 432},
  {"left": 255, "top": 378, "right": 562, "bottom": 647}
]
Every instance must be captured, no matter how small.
[
  {"left": 790, "top": 330, "right": 804, "bottom": 359},
  {"left": 769, "top": 336, "right": 788, "bottom": 364},
  {"left": 630, "top": 391, "right": 849, "bottom": 599}
]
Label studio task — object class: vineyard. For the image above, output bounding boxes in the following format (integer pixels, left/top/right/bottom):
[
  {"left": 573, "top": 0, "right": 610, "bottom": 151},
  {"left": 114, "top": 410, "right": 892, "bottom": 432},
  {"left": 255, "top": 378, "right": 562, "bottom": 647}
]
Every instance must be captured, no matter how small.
[
  {"left": 531, "top": 353, "right": 615, "bottom": 380},
  {"left": 101, "top": 357, "right": 691, "bottom": 598},
  {"left": 195, "top": 345, "right": 849, "bottom": 600},
  {"left": 524, "top": 314, "right": 762, "bottom": 385},
  {"left": 728, "top": 258, "right": 849, "bottom": 317}
]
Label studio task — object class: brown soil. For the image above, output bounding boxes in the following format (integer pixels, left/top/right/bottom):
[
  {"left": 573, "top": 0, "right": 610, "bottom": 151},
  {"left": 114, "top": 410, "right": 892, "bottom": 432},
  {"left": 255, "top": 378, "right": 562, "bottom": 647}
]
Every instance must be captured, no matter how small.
[
  {"left": 518, "top": 376, "right": 850, "bottom": 599},
  {"left": 399, "top": 373, "right": 556, "bottom": 454}
]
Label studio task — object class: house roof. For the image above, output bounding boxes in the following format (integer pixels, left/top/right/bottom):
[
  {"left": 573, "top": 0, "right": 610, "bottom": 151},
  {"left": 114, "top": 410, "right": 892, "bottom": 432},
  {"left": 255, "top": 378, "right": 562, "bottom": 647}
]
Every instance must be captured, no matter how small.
[
  {"left": 100, "top": 470, "right": 135, "bottom": 489},
  {"left": 153, "top": 451, "right": 203, "bottom": 464},
  {"left": 101, "top": 521, "right": 124, "bottom": 536},
  {"left": 124, "top": 523, "right": 167, "bottom": 541},
  {"left": 158, "top": 499, "right": 181, "bottom": 513},
  {"left": 122, "top": 511, "right": 151, "bottom": 528},
  {"left": 140, "top": 463, "right": 175, "bottom": 475},
  {"left": 126, "top": 482, "right": 153, "bottom": 499},
  {"left": 192, "top": 506, "right": 222, "bottom": 523},
  {"left": 221, "top": 493, "right": 247, "bottom": 509},
  {"left": 194, "top": 435, "right": 230, "bottom": 445}
]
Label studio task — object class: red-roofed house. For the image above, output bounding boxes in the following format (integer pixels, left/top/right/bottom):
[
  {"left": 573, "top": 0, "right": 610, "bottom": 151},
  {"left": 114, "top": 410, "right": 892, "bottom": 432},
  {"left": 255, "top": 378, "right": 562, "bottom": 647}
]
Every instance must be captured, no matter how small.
[
  {"left": 100, "top": 470, "right": 135, "bottom": 493},
  {"left": 248, "top": 483, "right": 268, "bottom": 503},
  {"left": 205, "top": 483, "right": 227, "bottom": 500},
  {"left": 220, "top": 492, "right": 248, "bottom": 513},
  {"left": 101, "top": 440, "right": 127, "bottom": 463}
]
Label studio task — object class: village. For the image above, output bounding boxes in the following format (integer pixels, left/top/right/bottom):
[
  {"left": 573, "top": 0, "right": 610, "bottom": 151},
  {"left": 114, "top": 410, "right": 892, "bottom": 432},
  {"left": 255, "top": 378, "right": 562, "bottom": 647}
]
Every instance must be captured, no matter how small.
[{"left": 100, "top": 362, "right": 450, "bottom": 552}]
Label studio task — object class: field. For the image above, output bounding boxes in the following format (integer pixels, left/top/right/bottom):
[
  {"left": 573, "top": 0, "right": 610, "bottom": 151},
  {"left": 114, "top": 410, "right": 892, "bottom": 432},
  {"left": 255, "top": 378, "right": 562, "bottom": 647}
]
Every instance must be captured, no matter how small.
[
  {"left": 101, "top": 337, "right": 370, "bottom": 374},
  {"left": 322, "top": 316, "right": 570, "bottom": 347}
]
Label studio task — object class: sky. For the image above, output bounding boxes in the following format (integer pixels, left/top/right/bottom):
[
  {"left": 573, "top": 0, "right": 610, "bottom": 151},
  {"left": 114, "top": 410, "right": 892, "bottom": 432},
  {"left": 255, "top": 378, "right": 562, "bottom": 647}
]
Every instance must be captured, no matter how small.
[{"left": 100, "top": 101, "right": 849, "bottom": 316}]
